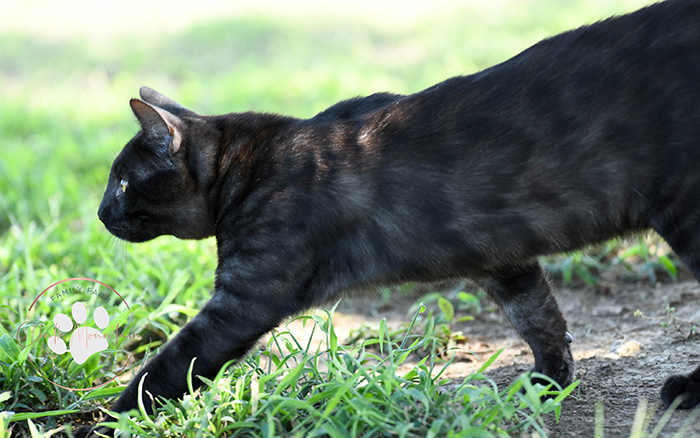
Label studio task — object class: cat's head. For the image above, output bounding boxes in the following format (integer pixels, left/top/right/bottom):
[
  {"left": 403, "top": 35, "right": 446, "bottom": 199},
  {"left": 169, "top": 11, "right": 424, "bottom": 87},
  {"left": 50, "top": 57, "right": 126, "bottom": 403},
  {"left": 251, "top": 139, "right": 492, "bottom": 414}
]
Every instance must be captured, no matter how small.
[{"left": 98, "top": 87, "right": 217, "bottom": 242}]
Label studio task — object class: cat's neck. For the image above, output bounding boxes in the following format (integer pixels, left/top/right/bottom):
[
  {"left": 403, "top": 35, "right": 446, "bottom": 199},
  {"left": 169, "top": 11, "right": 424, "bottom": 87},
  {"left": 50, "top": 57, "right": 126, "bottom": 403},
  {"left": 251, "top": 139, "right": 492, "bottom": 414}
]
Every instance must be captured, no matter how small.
[
  {"left": 212, "top": 111, "right": 298, "bottom": 176},
  {"left": 208, "top": 111, "right": 299, "bottom": 229}
]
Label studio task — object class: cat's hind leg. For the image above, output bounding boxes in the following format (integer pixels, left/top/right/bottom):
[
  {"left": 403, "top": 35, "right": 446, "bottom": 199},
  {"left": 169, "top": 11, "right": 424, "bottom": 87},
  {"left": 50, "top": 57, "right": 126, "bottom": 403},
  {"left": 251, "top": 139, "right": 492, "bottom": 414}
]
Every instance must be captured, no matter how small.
[
  {"left": 476, "top": 261, "right": 574, "bottom": 389},
  {"left": 661, "top": 363, "right": 700, "bottom": 409},
  {"left": 651, "top": 216, "right": 700, "bottom": 408}
]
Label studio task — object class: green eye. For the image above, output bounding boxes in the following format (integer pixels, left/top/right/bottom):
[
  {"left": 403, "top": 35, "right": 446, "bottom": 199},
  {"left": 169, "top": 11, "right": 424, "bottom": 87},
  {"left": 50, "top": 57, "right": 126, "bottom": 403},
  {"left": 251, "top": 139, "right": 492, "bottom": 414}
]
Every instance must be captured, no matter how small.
[{"left": 120, "top": 179, "right": 128, "bottom": 193}]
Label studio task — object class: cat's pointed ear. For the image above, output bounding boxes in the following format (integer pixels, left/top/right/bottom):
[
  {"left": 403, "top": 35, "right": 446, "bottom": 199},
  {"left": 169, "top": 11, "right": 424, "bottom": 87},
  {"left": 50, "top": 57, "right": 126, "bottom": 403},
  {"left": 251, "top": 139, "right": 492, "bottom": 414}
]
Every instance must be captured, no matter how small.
[
  {"left": 130, "top": 99, "right": 184, "bottom": 155},
  {"left": 139, "top": 87, "right": 194, "bottom": 116}
]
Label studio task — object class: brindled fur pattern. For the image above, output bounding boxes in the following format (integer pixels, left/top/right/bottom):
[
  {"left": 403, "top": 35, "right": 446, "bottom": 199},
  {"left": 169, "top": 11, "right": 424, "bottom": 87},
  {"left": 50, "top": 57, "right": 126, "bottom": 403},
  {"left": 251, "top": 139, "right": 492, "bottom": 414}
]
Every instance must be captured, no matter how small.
[{"left": 84, "top": 0, "right": 700, "bottom": 435}]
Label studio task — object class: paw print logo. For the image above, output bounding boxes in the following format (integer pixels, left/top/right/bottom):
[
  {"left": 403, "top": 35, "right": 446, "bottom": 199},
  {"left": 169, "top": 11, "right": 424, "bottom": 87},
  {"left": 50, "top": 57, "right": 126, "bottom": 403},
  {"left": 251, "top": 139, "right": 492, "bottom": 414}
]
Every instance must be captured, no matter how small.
[{"left": 47, "top": 302, "right": 111, "bottom": 364}]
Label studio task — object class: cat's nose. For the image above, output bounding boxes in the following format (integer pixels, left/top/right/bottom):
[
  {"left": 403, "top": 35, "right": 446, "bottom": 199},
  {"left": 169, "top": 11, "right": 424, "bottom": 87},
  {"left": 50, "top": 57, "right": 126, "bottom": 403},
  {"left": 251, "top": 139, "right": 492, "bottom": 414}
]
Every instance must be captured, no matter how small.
[{"left": 97, "top": 206, "right": 107, "bottom": 224}]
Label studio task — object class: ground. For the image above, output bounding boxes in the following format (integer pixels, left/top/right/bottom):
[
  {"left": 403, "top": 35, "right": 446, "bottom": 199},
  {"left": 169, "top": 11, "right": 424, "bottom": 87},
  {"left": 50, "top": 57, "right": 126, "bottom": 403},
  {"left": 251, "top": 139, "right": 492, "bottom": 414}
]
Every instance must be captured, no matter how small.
[
  {"left": 285, "top": 275, "right": 700, "bottom": 437},
  {"left": 542, "top": 280, "right": 700, "bottom": 437}
]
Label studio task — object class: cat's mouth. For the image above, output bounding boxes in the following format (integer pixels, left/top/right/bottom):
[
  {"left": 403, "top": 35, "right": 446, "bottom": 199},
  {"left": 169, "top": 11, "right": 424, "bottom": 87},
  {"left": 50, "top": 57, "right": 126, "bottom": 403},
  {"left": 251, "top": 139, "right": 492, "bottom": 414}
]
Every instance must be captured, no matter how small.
[
  {"left": 99, "top": 218, "right": 159, "bottom": 243},
  {"left": 98, "top": 203, "right": 159, "bottom": 242}
]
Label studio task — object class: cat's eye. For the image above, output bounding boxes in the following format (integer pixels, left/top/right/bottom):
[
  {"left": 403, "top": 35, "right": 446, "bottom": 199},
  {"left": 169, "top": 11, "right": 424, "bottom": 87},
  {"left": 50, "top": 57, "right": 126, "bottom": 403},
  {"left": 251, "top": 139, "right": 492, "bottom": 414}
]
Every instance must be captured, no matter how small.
[{"left": 120, "top": 179, "right": 128, "bottom": 194}]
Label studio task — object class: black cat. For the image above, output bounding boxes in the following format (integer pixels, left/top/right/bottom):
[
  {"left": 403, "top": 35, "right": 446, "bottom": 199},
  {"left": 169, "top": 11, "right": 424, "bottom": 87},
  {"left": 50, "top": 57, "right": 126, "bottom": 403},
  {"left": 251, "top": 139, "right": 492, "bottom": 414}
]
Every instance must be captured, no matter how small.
[{"left": 88, "top": 0, "right": 700, "bottom": 434}]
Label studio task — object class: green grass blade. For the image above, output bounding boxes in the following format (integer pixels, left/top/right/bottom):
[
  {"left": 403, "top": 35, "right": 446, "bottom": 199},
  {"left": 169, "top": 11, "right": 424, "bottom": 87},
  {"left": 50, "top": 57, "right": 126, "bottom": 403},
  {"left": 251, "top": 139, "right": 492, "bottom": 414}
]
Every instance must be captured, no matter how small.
[{"left": 9, "top": 410, "right": 80, "bottom": 422}]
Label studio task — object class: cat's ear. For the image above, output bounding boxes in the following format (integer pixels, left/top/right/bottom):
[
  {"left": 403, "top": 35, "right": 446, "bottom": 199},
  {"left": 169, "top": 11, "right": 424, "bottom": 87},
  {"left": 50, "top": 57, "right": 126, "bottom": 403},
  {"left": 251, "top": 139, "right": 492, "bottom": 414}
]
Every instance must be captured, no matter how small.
[
  {"left": 130, "top": 99, "right": 184, "bottom": 155},
  {"left": 139, "top": 87, "right": 194, "bottom": 117}
]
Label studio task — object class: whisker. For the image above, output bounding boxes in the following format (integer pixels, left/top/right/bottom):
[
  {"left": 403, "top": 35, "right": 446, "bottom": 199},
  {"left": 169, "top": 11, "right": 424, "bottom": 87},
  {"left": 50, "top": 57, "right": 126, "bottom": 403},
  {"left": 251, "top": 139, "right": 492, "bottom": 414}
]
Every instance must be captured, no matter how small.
[{"left": 119, "top": 240, "right": 129, "bottom": 277}]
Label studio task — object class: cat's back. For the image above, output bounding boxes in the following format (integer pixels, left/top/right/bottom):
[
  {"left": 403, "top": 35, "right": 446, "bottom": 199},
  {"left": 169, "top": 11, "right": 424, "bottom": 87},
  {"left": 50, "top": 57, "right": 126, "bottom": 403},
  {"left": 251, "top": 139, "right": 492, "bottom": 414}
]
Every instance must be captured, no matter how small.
[
  {"left": 341, "top": 0, "right": 700, "bottom": 260},
  {"left": 359, "top": 0, "right": 700, "bottom": 164}
]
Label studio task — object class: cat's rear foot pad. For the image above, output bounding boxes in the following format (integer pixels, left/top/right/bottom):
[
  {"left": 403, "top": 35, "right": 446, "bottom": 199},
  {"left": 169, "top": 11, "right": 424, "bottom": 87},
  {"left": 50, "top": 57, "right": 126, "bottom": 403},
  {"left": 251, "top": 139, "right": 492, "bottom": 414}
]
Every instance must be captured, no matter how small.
[{"left": 661, "top": 374, "right": 700, "bottom": 409}]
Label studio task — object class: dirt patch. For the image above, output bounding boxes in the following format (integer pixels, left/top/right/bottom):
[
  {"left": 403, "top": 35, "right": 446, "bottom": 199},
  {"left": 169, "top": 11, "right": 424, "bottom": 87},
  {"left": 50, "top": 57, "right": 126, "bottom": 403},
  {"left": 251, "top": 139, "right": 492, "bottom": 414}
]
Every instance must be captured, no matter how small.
[
  {"left": 540, "top": 281, "right": 700, "bottom": 437},
  {"left": 289, "top": 278, "right": 700, "bottom": 437}
]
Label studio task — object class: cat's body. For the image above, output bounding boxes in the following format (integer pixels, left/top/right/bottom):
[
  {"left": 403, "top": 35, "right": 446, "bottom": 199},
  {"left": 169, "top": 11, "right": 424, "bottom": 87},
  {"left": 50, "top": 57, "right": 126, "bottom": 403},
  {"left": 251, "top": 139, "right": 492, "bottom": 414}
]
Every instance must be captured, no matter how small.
[{"left": 92, "top": 0, "right": 700, "bottom": 432}]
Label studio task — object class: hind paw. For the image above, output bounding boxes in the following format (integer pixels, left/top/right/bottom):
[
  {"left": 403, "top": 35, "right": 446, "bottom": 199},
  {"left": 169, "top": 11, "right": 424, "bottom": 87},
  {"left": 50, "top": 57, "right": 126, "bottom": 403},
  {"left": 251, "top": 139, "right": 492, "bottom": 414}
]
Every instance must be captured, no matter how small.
[
  {"left": 529, "top": 345, "right": 575, "bottom": 394},
  {"left": 661, "top": 374, "right": 700, "bottom": 409}
]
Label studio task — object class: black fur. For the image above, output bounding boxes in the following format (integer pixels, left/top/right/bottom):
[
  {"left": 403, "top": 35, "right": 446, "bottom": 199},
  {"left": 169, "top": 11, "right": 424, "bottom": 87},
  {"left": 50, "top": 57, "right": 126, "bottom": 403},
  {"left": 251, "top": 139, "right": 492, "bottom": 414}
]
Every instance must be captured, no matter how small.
[{"left": 87, "top": 0, "right": 700, "bottom": 434}]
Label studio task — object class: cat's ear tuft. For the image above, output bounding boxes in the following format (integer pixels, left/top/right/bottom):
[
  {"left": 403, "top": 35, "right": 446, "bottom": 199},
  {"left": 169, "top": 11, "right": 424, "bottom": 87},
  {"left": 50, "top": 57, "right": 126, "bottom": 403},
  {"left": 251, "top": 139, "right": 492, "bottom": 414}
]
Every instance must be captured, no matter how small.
[{"left": 130, "top": 99, "right": 184, "bottom": 155}]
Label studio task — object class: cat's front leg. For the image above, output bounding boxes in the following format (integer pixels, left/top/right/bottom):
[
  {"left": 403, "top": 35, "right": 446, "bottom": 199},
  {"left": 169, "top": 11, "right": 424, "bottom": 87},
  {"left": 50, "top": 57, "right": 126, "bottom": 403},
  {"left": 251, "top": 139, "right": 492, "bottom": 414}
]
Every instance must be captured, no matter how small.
[
  {"left": 112, "top": 290, "right": 284, "bottom": 414},
  {"left": 72, "top": 281, "right": 294, "bottom": 438}
]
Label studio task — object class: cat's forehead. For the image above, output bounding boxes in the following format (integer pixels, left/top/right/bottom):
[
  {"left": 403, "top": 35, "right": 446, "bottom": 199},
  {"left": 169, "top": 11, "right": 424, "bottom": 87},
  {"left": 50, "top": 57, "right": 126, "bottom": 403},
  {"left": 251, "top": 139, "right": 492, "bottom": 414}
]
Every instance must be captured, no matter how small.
[{"left": 112, "top": 134, "right": 171, "bottom": 178}]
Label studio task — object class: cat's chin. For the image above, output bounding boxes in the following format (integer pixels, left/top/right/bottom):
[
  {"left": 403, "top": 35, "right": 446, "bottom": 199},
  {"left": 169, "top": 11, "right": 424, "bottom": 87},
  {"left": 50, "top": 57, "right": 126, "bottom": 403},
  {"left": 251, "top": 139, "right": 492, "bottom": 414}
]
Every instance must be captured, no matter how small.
[
  {"left": 112, "top": 229, "right": 209, "bottom": 243},
  {"left": 113, "top": 233, "right": 157, "bottom": 243},
  {"left": 105, "top": 225, "right": 161, "bottom": 243},
  {"left": 107, "top": 223, "right": 212, "bottom": 242},
  {"left": 116, "top": 235, "right": 157, "bottom": 243}
]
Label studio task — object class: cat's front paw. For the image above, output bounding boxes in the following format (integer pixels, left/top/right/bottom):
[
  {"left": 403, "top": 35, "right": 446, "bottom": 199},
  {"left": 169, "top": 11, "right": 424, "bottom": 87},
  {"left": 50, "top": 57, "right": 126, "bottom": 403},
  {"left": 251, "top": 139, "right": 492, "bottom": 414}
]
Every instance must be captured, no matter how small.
[{"left": 661, "top": 373, "right": 700, "bottom": 409}]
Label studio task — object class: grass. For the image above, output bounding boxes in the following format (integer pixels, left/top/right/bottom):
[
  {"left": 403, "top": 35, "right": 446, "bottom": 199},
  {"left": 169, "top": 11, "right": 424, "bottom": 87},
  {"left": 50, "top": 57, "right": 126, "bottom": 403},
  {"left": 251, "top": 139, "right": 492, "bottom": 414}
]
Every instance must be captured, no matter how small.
[
  {"left": 0, "top": 0, "right": 678, "bottom": 436},
  {"left": 594, "top": 397, "right": 700, "bottom": 438},
  {"left": 3, "top": 304, "right": 578, "bottom": 437}
]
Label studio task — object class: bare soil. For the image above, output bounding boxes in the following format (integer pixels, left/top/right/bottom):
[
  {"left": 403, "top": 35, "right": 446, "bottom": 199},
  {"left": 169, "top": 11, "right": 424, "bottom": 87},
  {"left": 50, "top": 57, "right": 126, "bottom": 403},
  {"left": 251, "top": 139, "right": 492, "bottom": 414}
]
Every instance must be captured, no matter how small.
[{"left": 292, "top": 276, "right": 700, "bottom": 437}]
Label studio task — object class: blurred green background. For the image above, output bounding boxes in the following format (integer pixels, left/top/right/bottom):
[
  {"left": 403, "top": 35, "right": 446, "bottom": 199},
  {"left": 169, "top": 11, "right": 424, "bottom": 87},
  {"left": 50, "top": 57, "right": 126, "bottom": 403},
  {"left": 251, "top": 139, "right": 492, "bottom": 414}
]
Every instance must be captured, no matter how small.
[{"left": 1, "top": 0, "right": 656, "bottom": 367}]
